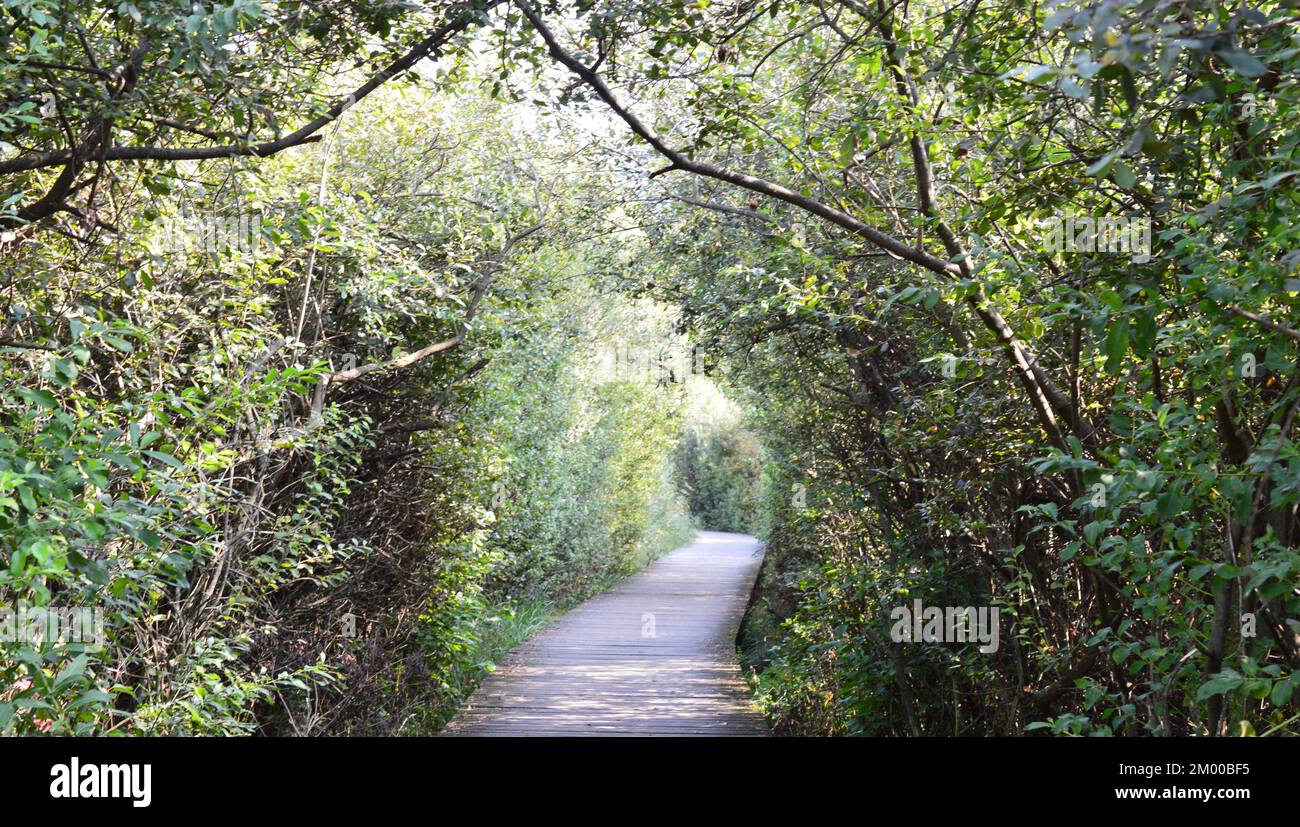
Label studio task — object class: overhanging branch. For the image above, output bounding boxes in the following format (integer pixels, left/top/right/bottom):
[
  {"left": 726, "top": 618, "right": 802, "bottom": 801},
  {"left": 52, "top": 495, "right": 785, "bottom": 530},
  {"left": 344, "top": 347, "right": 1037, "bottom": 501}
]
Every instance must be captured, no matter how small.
[
  {"left": 512, "top": 0, "right": 958, "bottom": 278},
  {"left": 0, "top": 1, "right": 504, "bottom": 177},
  {"left": 515, "top": 0, "right": 1090, "bottom": 455}
]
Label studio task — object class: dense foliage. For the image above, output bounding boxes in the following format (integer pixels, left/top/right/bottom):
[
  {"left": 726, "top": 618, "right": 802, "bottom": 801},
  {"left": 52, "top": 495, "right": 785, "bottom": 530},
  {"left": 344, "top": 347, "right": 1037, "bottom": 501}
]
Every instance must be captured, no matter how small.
[
  {"left": 1, "top": 12, "right": 693, "bottom": 732},
  {"left": 506, "top": 0, "right": 1300, "bottom": 736},
  {"left": 673, "top": 392, "right": 764, "bottom": 532},
  {"left": 3, "top": 0, "right": 1299, "bottom": 737}
]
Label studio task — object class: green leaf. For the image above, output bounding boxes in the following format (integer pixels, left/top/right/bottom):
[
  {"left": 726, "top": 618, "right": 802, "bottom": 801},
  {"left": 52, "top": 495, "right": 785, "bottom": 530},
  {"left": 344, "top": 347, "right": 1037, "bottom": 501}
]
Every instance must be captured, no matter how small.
[
  {"left": 1082, "top": 521, "right": 1104, "bottom": 548},
  {"left": 54, "top": 654, "right": 88, "bottom": 691},
  {"left": 1119, "top": 69, "right": 1138, "bottom": 111},
  {"left": 101, "top": 335, "right": 134, "bottom": 353},
  {"left": 15, "top": 387, "right": 57, "bottom": 409},
  {"left": 838, "top": 133, "right": 856, "bottom": 167},
  {"left": 1111, "top": 161, "right": 1136, "bottom": 190},
  {"left": 1271, "top": 677, "right": 1294, "bottom": 706},
  {"left": 1157, "top": 491, "right": 1182, "bottom": 519},
  {"left": 143, "top": 450, "right": 186, "bottom": 469},
  {"left": 1103, "top": 318, "right": 1129, "bottom": 375},
  {"left": 1133, "top": 311, "right": 1157, "bottom": 356},
  {"left": 1217, "top": 49, "right": 1267, "bottom": 78},
  {"left": 1086, "top": 150, "right": 1118, "bottom": 178},
  {"left": 68, "top": 689, "right": 114, "bottom": 710},
  {"left": 1196, "top": 669, "right": 1244, "bottom": 701},
  {"left": 18, "top": 485, "right": 37, "bottom": 513}
]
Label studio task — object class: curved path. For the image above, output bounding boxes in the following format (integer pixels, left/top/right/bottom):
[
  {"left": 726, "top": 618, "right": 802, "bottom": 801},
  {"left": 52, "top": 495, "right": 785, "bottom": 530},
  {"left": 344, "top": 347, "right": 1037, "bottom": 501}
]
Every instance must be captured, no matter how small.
[{"left": 443, "top": 531, "right": 767, "bottom": 736}]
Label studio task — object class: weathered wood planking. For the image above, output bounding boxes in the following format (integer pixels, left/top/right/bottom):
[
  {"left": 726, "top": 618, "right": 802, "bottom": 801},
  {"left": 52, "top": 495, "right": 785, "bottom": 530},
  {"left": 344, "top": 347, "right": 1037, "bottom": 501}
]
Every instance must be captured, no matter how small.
[{"left": 443, "top": 531, "right": 767, "bottom": 737}]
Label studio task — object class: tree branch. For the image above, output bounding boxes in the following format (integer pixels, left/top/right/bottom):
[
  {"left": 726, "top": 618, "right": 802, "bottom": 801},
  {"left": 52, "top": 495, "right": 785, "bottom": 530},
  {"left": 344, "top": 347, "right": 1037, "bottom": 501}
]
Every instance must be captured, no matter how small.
[
  {"left": 673, "top": 195, "right": 771, "bottom": 223},
  {"left": 1227, "top": 304, "right": 1300, "bottom": 343},
  {"left": 0, "top": 1, "right": 503, "bottom": 178},
  {"left": 517, "top": 0, "right": 1090, "bottom": 457},
  {"left": 513, "top": 0, "right": 957, "bottom": 277},
  {"left": 328, "top": 222, "right": 543, "bottom": 384}
]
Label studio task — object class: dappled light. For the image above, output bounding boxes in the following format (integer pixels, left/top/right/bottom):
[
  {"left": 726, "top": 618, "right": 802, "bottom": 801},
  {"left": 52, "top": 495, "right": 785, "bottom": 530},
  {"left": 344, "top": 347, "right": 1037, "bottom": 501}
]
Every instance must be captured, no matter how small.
[{"left": 1, "top": 0, "right": 1298, "bottom": 752}]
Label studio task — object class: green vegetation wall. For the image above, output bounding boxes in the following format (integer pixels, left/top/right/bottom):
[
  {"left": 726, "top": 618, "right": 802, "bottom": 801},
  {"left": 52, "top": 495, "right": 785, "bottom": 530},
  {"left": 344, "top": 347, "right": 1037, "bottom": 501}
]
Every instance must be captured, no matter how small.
[
  {"left": 672, "top": 386, "right": 765, "bottom": 533},
  {"left": 0, "top": 67, "right": 691, "bottom": 734}
]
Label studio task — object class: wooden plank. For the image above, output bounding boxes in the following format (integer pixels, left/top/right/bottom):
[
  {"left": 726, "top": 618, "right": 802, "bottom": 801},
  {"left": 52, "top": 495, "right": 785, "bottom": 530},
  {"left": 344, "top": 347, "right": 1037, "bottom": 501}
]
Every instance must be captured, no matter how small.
[{"left": 443, "top": 531, "right": 767, "bottom": 737}]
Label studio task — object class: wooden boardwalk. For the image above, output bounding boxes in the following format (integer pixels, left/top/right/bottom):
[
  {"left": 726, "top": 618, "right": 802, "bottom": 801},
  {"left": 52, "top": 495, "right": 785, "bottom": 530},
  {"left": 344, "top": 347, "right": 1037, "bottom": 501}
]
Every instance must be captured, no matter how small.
[{"left": 443, "top": 531, "right": 767, "bottom": 736}]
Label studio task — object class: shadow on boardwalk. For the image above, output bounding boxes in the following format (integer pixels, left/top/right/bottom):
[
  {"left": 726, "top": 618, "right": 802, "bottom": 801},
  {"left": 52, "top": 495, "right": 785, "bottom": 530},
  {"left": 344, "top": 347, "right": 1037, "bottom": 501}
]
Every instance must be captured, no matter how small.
[{"left": 442, "top": 531, "right": 767, "bottom": 736}]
